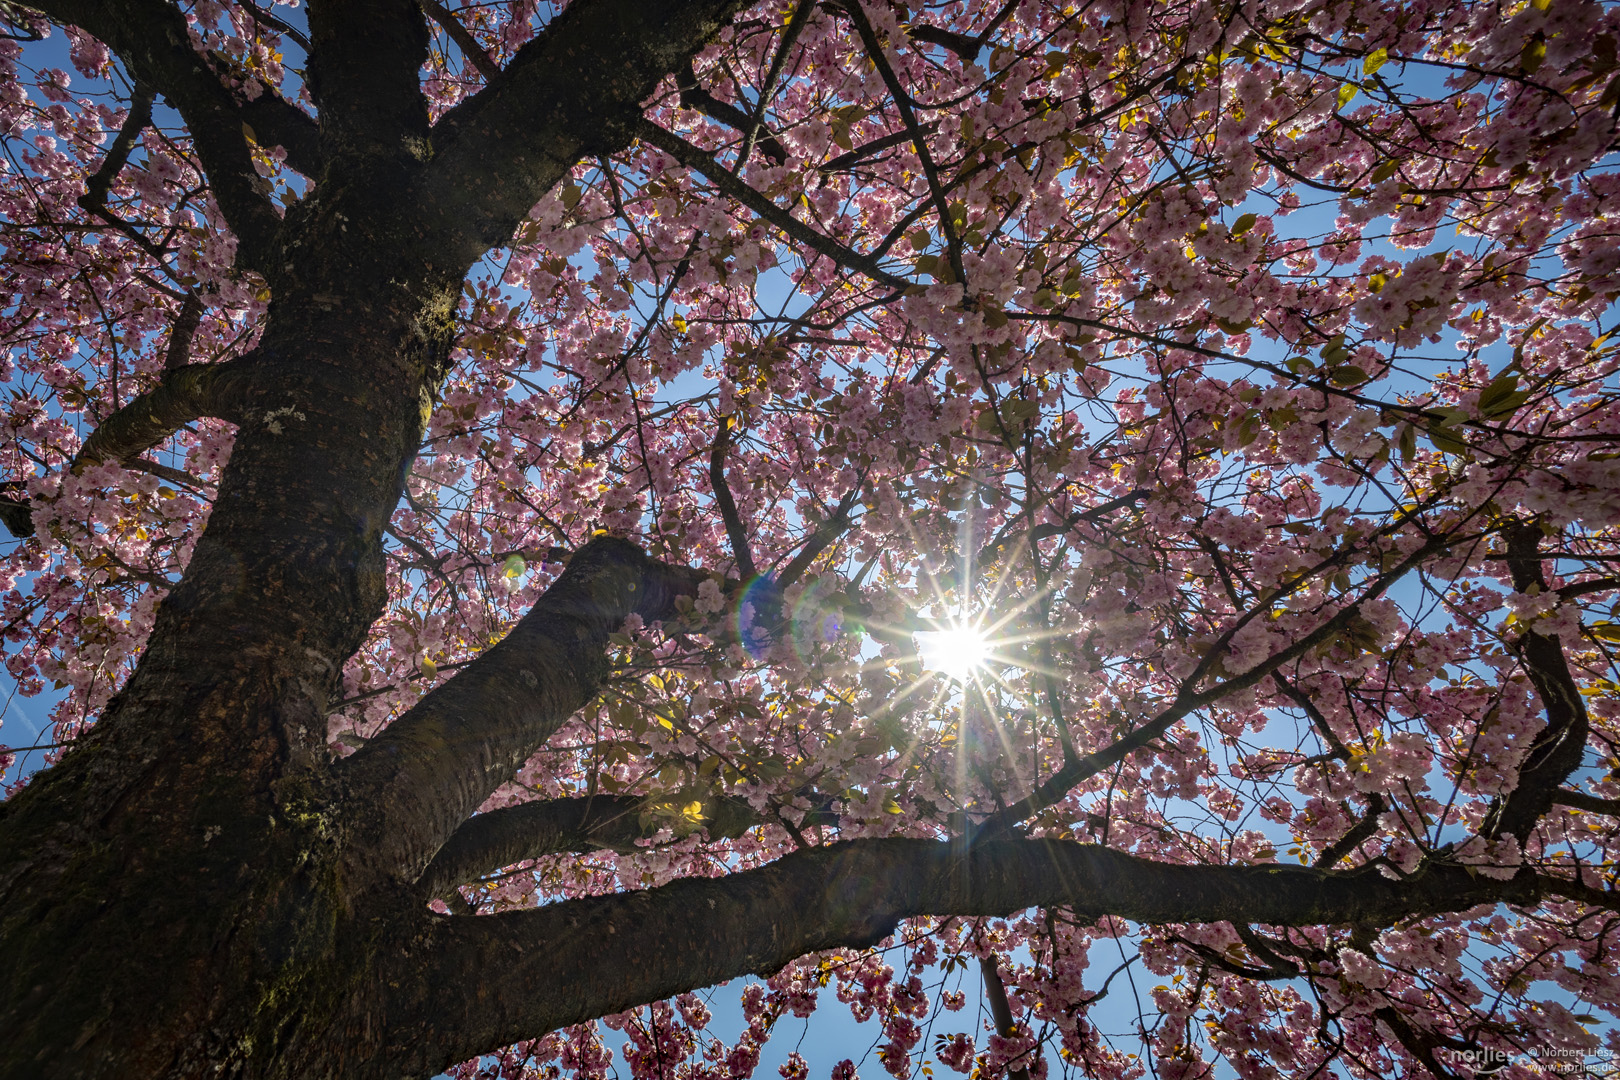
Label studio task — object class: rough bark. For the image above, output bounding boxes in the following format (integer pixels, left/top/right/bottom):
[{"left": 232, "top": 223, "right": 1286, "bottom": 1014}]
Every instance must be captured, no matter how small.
[
  {"left": 0, "top": 2, "right": 750, "bottom": 1077},
  {"left": 0, "top": 260, "right": 458, "bottom": 1078},
  {"left": 384, "top": 838, "right": 1555, "bottom": 1078},
  {"left": 337, "top": 538, "right": 710, "bottom": 892}
]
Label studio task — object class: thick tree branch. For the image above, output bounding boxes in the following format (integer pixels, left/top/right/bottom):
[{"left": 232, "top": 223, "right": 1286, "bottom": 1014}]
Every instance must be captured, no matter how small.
[
  {"left": 336, "top": 537, "right": 711, "bottom": 891},
  {"left": 634, "top": 120, "right": 910, "bottom": 288},
  {"left": 236, "top": 92, "right": 324, "bottom": 178},
  {"left": 162, "top": 293, "right": 204, "bottom": 370},
  {"left": 1376, "top": 1008, "right": 1466, "bottom": 1080},
  {"left": 1484, "top": 524, "right": 1590, "bottom": 841},
  {"left": 418, "top": 792, "right": 837, "bottom": 898},
  {"left": 819, "top": 125, "right": 938, "bottom": 173},
  {"left": 0, "top": 483, "right": 31, "bottom": 539},
  {"left": 1, "top": 357, "right": 254, "bottom": 539},
  {"left": 392, "top": 839, "right": 1560, "bottom": 1076},
  {"left": 75, "top": 359, "right": 254, "bottom": 469},
  {"left": 1552, "top": 789, "right": 1620, "bottom": 816},
  {"left": 906, "top": 23, "right": 981, "bottom": 59},
  {"left": 417, "top": 0, "right": 753, "bottom": 267},
  {"left": 306, "top": 0, "right": 432, "bottom": 166},
  {"left": 79, "top": 80, "right": 152, "bottom": 210},
  {"left": 980, "top": 956, "right": 1034, "bottom": 1080},
  {"left": 25, "top": 0, "right": 284, "bottom": 269},
  {"left": 903, "top": 0, "right": 1023, "bottom": 61}
]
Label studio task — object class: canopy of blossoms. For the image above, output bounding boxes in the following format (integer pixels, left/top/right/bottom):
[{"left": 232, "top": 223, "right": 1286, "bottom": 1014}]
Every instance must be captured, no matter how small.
[{"left": 1, "top": 0, "right": 1619, "bottom": 1078}]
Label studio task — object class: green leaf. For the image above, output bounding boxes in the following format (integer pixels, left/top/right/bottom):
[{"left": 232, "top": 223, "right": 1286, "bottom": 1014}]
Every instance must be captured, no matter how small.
[
  {"left": 1427, "top": 425, "right": 1467, "bottom": 455},
  {"left": 1231, "top": 212, "right": 1258, "bottom": 236},
  {"left": 1397, "top": 423, "right": 1417, "bottom": 461},
  {"left": 1430, "top": 406, "right": 1467, "bottom": 427},
  {"left": 1603, "top": 70, "right": 1620, "bottom": 112},
  {"left": 1337, "top": 83, "right": 1359, "bottom": 109},
  {"left": 1370, "top": 159, "right": 1400, "bottom": 183},
  {"left": 1362, "top": 48, "right": 1388, "bottom": 75},
  {"left": 501, "top": 553, "right": 527, "bottom": 578},
  {"left": 1478, "top": 372, "right": 1527, "bottom": 419},
  {"left": 1589, "top": 623, "right": 1620, "bottom": 643},
  {"left": 1521, "top": 36, "right": 1546, "bottom": 75},
  {"left": 1002, "top": 398, "right": 1040, "bottom": 423},
  {"left": 1329, "top": 365, "right": 1368, "bottom": 387}
]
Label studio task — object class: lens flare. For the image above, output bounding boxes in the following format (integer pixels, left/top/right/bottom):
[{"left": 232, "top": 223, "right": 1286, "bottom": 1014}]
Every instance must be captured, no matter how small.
[{"left": 915, "top": 624, "right": 990, "bottom": 682}]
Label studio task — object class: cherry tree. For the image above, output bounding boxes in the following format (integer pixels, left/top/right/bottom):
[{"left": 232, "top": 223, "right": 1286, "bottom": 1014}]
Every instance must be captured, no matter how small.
[{"left": 1, "top": 0, "right": 1618, "bottom": 1077}]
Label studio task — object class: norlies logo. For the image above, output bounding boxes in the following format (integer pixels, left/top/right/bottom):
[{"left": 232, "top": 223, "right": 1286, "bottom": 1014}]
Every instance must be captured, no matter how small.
[{"left": 1439, "top": 1047, "right": 1616, "bottom": 1076}]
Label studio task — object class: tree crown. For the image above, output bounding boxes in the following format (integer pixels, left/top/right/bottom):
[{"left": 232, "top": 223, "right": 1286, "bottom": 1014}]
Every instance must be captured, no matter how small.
[{"left": 2, "top": 0, "right": 1619, "bottom": 1077}]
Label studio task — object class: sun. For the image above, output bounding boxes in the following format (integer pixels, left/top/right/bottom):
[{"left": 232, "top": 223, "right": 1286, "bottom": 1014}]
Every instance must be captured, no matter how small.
[{"left": 915, "top": 623, "right": 991, "bottom": 682}]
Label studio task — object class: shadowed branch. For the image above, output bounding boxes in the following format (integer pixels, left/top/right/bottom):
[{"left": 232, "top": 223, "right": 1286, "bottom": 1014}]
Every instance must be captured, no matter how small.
[
  {"left": 391, "top": 837, "right": 1567, "bottom": 1078},
  {"left": 633, "top": 120, "right": 911, "bottom": 289},
  {"left": 418, "top": 792, "right": 838, "bottom": 898},
  {"left": 1, "top": 357, "right": 256, "bottom": 539},
  {"left": 24, "top": 0, "right": 287, "bottom": 268},
  {"left": 416, "top": 0, "right": 754, "bottom": 266},
  {"left": 1483, "top": 523, "right": 1591, "bottom": 841},
  {"left": 336, "top": 537, "right": 713, "bottom": 891}
]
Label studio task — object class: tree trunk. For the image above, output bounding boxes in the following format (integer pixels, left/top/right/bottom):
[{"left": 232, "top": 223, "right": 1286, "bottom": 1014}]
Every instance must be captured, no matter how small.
[
  {"left": 0, "top": 253, "right": 455, "bottom": 1076},
  {"left": 0, "top": 3, "right": 761, "bottom": 1071}
]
